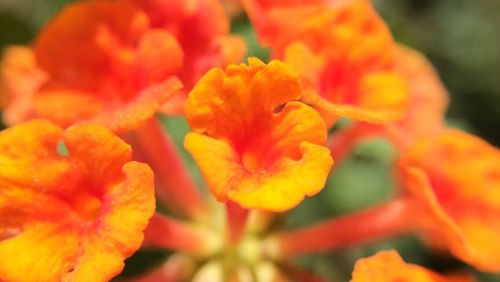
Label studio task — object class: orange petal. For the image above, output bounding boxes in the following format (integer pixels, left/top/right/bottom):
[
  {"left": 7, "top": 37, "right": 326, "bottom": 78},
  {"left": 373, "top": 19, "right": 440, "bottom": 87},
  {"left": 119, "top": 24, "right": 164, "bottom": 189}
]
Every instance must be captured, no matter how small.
[
  {"left": 33, "top": 90, "right": 104, "bottom": 128},
  {"left": 0, "top": 46, "right": 47, "bottom": 125},
  {"left": 351, "top": 250, "right": 471, "bottom": 282},
  {"left": 64, "top": 162, "right": 155, "bottom": 281},
  {"left": 268, "top": 101, "right": 327, "bottom": 159},
  {"left": 33, "top": 75, "right": 181, "bottom": 133},
  {"left": 286, "top": 43, "right": 408, "bottom": 125},
  {"left": 90, "top": 76, "right": 182, "bottom": 132},
  {"left": 34, "top": 0, "right": 148, "bottom": 91},
  {"left": 186, "top": 58, "right": 302, "bottom": 135},
  {"left": 0, "top": 223, "right": 80, "bottom": 282},
  {"left": 184, "top": 132, "right": 241, "bottom": 201},
  {"left": 0, "top": 119, "right": 68, "bottom": 188},
  {"left": 215, "top": 35, "right": 247, "bottom": 67},
  {"left": 401, "top": 129, "right": 500, "bottom": 209},
  {"left": 284, "top": 43, "right": 321, "bottom": 92},
  {"left": 454, "top": 216, "right": 500, "bottom": 272},
  {"left": 394, "top": 45, "right": 448, "bottom": 139},
  {"left": 400, "top": 167, "right": 468, "bottom": 260},
  {"left": 63, "top": 123, "right": 132, "bottom": 182},
  {"left": 228, "top": 142, "right": 333, "bottom": 211},
  {"left": 307, "top": 71, "right": 409, "bottom": 124},
  {"left": 137, "top": 30, "right": 184, "bottom": 85}
]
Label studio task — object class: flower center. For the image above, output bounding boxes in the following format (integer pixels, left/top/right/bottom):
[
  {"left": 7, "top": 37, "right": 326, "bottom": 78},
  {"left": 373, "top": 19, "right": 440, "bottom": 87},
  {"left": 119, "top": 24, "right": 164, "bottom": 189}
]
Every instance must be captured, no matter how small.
[
  {"left": 242, "top": 151, "right": 262, "bottom": 173},
  {"left": 70, "top": 192, "right": 103, "bottom": 223}
]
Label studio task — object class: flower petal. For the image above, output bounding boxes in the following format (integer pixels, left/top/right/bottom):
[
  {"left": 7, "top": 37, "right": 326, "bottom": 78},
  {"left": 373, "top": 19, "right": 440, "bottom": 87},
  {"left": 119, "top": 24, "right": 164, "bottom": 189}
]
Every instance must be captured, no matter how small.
[
  {"left": 0, "top": 119, "right": 68, "bottom": 188},
  {"left": 0, "top": 46, "right": 47, "bottom": 125},
  {"left": 184, "top": 132, "right": 241, "bottom": 201},
  {"left": 64, "top": 124, "right": 132, "bottom": 183},
  {"left": 89, "top": 76, "right": 182, "bottom": 133},
  {"left": 0, "top": 223, "right": 80, "bottom": 282},
  {"left": 64, "top": 162, "right": 155, "bottom": 281},
  {"left": 351, "top": 250, "right": 466, "bottom": 282},
  {"left": 228, "top": 142, "right": 333, "bottom": 211},
  {"left": 34, "top": 0, "right": 148, "bottom": 91}
]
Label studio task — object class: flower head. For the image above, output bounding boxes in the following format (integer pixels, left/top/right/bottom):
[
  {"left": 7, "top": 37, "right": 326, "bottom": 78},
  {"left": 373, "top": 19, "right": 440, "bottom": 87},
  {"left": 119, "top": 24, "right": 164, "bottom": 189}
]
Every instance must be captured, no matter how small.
[
  {"left": 244, "top": 0, "right": 409, "bottom": 125},
  {"left": 0, "top": 120, "right": 155, "bottom": 281},
  {"left": 399, "top": 129, "right": 500, "bottom": 272},
  {"left": 123, "top": 0, "right": 247, "bottom": 114},
  {"left": 329, "top": 45, "right": 449, "bottom": 161},
  {"left": 184, "top": 58, "right": 333, "bottom": 211},
  {"left": 351, "top": 250, "right": 474, "bottom": 282},
  {"left": 0, "top": 0, "right": 183, "bottom": 132}
]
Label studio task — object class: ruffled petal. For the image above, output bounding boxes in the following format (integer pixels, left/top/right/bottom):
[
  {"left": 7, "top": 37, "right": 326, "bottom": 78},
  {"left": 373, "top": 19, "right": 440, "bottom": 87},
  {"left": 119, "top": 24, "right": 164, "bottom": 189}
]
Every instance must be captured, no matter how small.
[
  {"left": 64, "top": 162, "right": 155, "bottom": 281},
  {"left": 184, "top": 132, "right": 241, "bottom": 201},
  {"left": 0, "top": 223, "right": 80, "bottom": 282},
  {"left": 228, "top": 142, "right": 333, "bottom": 211},
  {"left": 0, "top": 119, "right": 68, "bottom": 188},
  {"left": 63, "top": 124, "right": 132, "bottom": 183}
]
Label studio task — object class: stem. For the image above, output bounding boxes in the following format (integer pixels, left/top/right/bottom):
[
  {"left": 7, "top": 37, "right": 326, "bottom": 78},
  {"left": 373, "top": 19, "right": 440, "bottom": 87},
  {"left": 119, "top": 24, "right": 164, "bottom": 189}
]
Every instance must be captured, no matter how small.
[
  {"left": 134, "top": 117, "right": 207, "bottom": 219},
  {"left": 143, "top": 213, "right": 217, "bottom": 256},
  {"left": 245, "top": 209, "right": 275, "bottom": 235},
  {"left": 265, "top": 198, "right": 415, "bottom": 259},
  {"left": 226, "top": 201, "right": 249, "bottom": 245}
]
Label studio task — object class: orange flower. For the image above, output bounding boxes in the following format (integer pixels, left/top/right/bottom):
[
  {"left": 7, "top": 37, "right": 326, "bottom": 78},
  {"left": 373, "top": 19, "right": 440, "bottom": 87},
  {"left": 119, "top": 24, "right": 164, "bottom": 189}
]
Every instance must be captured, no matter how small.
[
  {"left": 122, "top": 0, "right": 247, "bottom": 114},
  {"left": 244, "top": 0, "right": 409, "bottom": 125},
  {"left": 330, "top": 45, "right": 449, "bottom": 161},
  {"left": 399, "top": 129, "right": 500, "bottom": 272},
  {"left": 351, "top": 250, "right": 475, "bottom": 282},
  {"left": 0, "top": 120, "right": 155, "bottom": 281},
  {"left": 1, "top": 0, "right": 182, "bottom": 132},
  {"left": 184, "top": 58, "right": 333, "bottom": 211}
]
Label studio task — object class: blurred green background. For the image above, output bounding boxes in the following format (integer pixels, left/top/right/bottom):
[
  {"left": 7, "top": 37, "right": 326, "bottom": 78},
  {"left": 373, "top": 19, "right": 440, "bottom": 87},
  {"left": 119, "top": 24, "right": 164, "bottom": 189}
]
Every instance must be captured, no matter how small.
[{"left": 1, "top": 0, "right": 499, "bottom": 281}]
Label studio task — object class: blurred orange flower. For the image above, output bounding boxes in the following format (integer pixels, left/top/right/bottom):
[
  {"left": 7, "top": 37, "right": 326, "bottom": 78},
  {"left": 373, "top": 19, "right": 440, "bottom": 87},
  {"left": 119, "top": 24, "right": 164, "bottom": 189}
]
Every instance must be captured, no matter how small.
[
  {"left": 244, "top": 0, "right": 409, "bottom": 125},
  {"left": 0, "top": 1, "right": 183, "bottom": 132},
  {"left": 0, "top": 120, "right": 155, "bottom": 281},
  {"left": 123, "top": 0, "right": 247, "bottom": 114},
  {"left": 392, "top": 46, "right": 448, "bottom": 140},
  {"left": 184, "top": 58, "right": 333, "bottom": 211},
  {"left": 399, "top": 129, "right": 500, "bottom": 272},
  {"left": 351, "top": 250, "right": 474, "bottom": 282},
  {"left": 331, "top": 45, "right": 449, "bottom": 161},
  {"left": 1, "top": 0, "right": 246, "bottom": 131}
]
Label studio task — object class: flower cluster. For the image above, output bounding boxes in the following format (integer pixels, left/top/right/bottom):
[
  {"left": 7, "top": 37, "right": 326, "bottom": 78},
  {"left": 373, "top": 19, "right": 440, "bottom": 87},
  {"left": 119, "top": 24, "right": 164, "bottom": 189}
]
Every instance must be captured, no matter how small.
[{"left": 0, "top": 0, "right": 498, "bottom": 281}]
